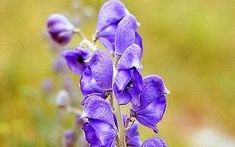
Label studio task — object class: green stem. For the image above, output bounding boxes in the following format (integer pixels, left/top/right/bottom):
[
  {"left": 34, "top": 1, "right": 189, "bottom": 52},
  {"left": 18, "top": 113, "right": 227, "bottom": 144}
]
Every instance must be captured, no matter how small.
[{"left": 112, "top": 54, "right": 126, "bottom": 147}]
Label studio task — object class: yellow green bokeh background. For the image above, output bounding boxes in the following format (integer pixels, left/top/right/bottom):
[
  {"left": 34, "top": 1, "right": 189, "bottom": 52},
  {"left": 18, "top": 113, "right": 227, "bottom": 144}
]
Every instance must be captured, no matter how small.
[{"left": 0, "top": 0, "right": 235, "bottom": 146}]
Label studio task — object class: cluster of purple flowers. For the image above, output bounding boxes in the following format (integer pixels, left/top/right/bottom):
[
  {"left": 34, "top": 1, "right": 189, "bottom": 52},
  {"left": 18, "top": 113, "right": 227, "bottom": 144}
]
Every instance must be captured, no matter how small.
[{"left": 47, "top": 0, "right": 169, "bottom": 147}]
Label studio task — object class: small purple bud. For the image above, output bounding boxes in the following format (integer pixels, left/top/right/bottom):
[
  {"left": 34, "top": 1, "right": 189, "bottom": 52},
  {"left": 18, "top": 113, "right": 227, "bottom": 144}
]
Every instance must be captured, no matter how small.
[
  {"left": 47, "top": 14, "right": 74, "bottom": 46},
  {"left": 53, "top": 57, "right": 67, "bottom": 73},
  {"left": 63, "top": 129, "right": 76, "bottom": 147}
]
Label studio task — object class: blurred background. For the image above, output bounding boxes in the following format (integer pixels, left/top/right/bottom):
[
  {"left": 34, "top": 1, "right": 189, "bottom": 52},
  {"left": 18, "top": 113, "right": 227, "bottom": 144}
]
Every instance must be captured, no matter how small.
[{"left": 0, "top": 0, "right": 235, "bottom": 146}]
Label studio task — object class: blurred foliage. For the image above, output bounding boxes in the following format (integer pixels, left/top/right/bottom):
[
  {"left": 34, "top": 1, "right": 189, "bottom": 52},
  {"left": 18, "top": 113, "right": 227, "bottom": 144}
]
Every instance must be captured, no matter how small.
[{"left": 0, "top": 0, "right": 235, "bottom": 146}]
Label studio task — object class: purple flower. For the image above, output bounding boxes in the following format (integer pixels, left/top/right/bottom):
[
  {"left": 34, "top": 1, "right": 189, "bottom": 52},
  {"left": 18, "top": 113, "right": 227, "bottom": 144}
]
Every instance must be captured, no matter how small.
[
  {"left": 123, "top": 115, "right": 142, "bottom": 147},
  {"left": 62, "top": 47, "right": 92, "bottom": 74},
  {"left": 142, "top": 137, "right": 167, "bottom": 147},
  {"left": 81, "top": 95, "right": 117, "bottom": 146},
  {"left": 96, "top": 0, "right": 142, "bottom": 54},
  {"left": 96, "top": 0, "right": 127, "bottom": 34},
  {"left": 114, "top": 68, "right": 143, "bottom": 105},
  {"left": 80, "top": 50, "right": 113, "bottom": 97},
  {"left": 82, "top": 119, "right": 117, "bottom": 147},
  {"left": 81, "top": 95, "right": 116, "bottom": 128},
  {"left": 47, "top": 14, "right": 74, "bottom": 46},
  {"left": 114, "top": 44, "right": 143, "bottom": 105},
  {"left": 131, "top": 75, "right": 168, "bottom": 132},
  {"left": 63, "top": 129, "right": 76, "bottom": 147}
]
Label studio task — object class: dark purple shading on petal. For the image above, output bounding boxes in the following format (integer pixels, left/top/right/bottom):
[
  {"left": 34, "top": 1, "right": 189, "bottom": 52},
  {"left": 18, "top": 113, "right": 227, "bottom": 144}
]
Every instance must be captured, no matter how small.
[
  {"left": 142, "top": 137, "right": 167, "bottom": 147},
  {"left": 96, "top": 0, "right": 127, "bottom": 32},
  {"left": 114, "top": 68, "right": 143, "bottom": 105},
  {"left": 82, "top": 119, "right": 117, "bottom": 147},
  {"left": 115, "top": 15, "right": 138, "bottom": 55},
  {"left": 82, "top": 95, "right": 116, "bottom": 128},
  {"left": 47, "top": 14, "right": 74, "bottom": 46},
  {"left": 82, "top": 122, "right": 101, "bottom": 146},
  {"left": 133, "top": 95, "right": 166, "bottom": 132},
  {"left": 117, "top": 44, "right": 142, "bottom": 70},
  {"left": 62, "top": 48, "right": 92, "bottom": 74}
]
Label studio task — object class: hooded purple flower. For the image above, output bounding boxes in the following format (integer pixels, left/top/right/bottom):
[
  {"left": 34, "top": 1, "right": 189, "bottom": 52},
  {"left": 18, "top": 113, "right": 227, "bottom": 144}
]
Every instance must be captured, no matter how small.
[
  {"left": 82, "top": 120, "right": 116, "bottom": 147},
  {"left": 123, "top": 115, "right": 142, "bottom": 147},
  {"left": 142, "top": 137, "right": 167, "bottom": 147},
  {"left": 131, "top": 75, "right": 168, "bottom": 132},
  {"left": 81, "top": 95, "right": 116, "bottom": 128},
  {"left": 80, "top": 50, "right": 113, "bottom": 97},
  {"left": 47, "top": 14, "right": 74, "bottom": 46},
  {"left": 81, "top": 95, "right": 117, "bottom": 147},
  {"left": 62, "top": 47, "right": 92, "bottom": 74},
  {"left": 114, "top": 44, "right": 143, "bottom": 105},
  {"left": 96, "top": 0, "right": 142, "bottom": 54}
]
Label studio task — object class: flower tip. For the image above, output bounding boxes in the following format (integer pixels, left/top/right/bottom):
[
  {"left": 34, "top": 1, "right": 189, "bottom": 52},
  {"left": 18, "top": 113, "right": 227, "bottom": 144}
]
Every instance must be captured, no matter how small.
[
  {"left": 153, "top": 128, "right": 159, "bottom": 134},
  {"left": 81, "top": 112, "right": 87, "bottom": 118},
  {"left": 164, "top": 89, "right": 170, "bottom": 95}
]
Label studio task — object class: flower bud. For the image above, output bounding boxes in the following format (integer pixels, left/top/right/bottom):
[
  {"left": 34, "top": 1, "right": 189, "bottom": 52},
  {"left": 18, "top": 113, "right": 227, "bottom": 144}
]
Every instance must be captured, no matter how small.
[
  {"left": 63, "top": 129, "right": 76, "bottom": 147},
  {"left": 47, "top": 14, "right": 74, "bottom": 46}
]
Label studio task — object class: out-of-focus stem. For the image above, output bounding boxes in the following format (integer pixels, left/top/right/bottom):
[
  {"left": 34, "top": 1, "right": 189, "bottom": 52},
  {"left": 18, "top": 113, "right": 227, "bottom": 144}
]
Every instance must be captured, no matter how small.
[
  {"left": 66, "top": 106, "right": 82, "bottom": 115},
  {"left": 73, "top": 28, "right": 86, "bottom": 39}
]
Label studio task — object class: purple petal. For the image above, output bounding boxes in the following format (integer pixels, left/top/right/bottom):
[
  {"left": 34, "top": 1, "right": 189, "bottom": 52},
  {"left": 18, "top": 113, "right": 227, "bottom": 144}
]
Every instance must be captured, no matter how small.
[
  {"left": 117, "top": 44, "right": 142, "bottom": 70},
  {"left": 82, "top": 122, "right": 101, "bottom": 146},
  {"left": 62, "top": 47, "right": 92, "bottom": 74},
  {"left": 114, "top": 70, "right": 132, "bottom": 91},
  {"left": 142, "top": 137, "right": 167, "bottom": 147},
  {"left": 133, "top": 95, "right": 166, "bottom": 131},
  {"left": 135, "top": 32, "right": 143, "bottom": 57},
  {"left": 115, "top": 15, "right": 138, "bottom": 55},
  {"left": 98, "top": 24, "right": 117, "bottom": 52},
  {"left": 122, "top": 115, "right": 142, "bottom": 147},
  {"left": 82, "top": 119, "right": 117, "bottom": 147},
  {"left": 89, "top": 50, "right": 113, "bottom": 91},
  {"left": 99, "top": 37, "right": 115, "bottom": 53},
  {"left": 82, "top": 95, "right": 116, "bottom": 128},
  {"left": 98, "top": 24, "right": 117, "bottom": 37},
  {"left": 80, "top": 67, "right": 104, "bottom": 97},
  {"left": 129, "top": 68, "right": 143, "bottom": 106},
  {"left": 138, "top": 75, "right": 168, "bottom": 109},
  {"left": 96, "top": 0, "right": 127, "bottom": 32},
  {"left": 47, "top": 13, "right": 71, "bottom": 27},
  {"left": 127, "top": 136, "right": 142, "bottom": 147},
  {"left": 114, "top": 85, "right": 132, "bottom": 105}
]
